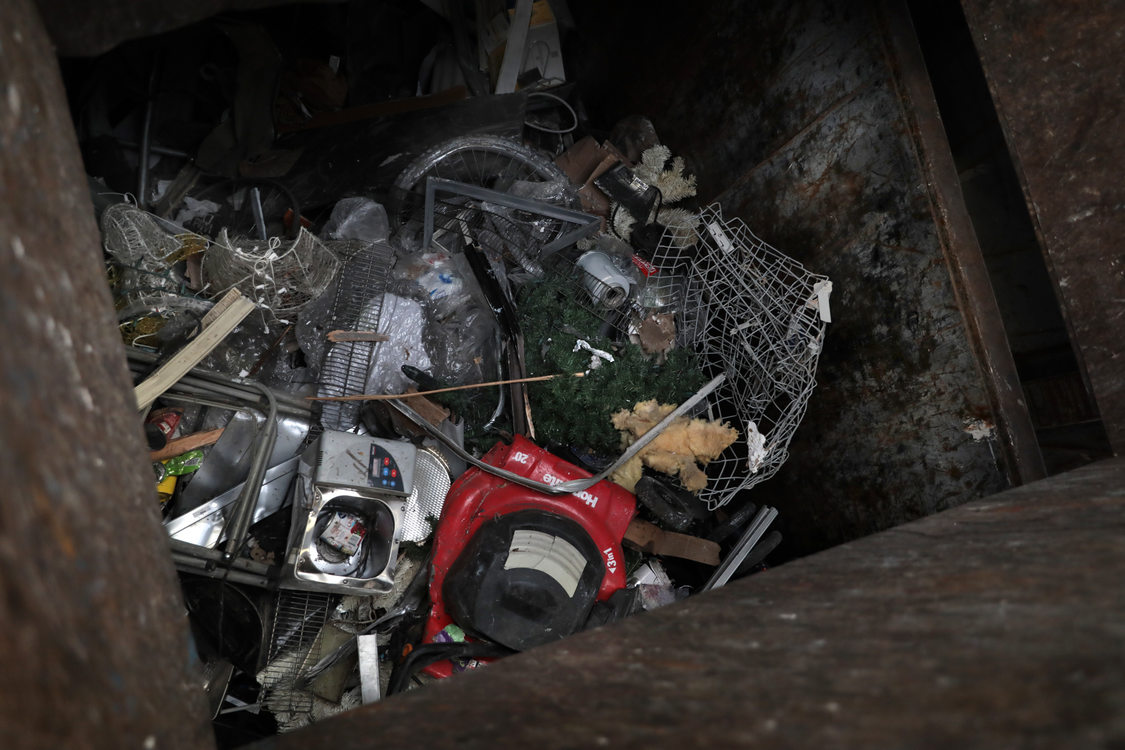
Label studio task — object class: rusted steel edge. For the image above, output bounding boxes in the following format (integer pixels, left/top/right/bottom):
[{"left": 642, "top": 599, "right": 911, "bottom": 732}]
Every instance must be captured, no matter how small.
[
  {"left": 958, "top": 2, "right": 1121, "bottom": 457},
  {"left": 874, "top": 0, "right": 1046, "bottom": 485}
]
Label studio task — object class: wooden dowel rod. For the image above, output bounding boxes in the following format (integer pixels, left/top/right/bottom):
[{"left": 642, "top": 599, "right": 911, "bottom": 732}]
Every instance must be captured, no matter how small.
[{"left": 307, "top": 372, "right": 585, "bottom": 403}]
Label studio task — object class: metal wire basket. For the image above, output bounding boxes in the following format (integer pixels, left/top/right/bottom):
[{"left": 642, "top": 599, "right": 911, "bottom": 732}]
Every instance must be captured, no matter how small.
[
  {"left": 308, "top": 241, "right": 395, "bottom": 431},
  {"left": 203, "top": 227, "right": 341, "bottom": 323},
  {"left": 651, "top": 204, "right": 830, "bottom": 509}
]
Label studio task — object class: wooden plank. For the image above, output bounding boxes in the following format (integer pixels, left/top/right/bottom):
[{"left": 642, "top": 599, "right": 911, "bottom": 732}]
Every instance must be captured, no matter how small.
[
  {"left": 623, "top": 518, "right": 721, "bottom": 565},
  {"left": 0, "top": 2, "right": 215, "bottom": 746},
  {"left": 275, "top": 87, "right": 469, "bottom": 134},
  {"left": 877, "top": 0, "right": 1046, "bottom": 484},
  {"left": 134, "top": 289, "right": 256, "bottom": 411},
  {"left": 149, "top": 428, "right": 224, "bottom": 461},
  {"left": 960, "top": 0, "right": 1125, "bottom": 456}
]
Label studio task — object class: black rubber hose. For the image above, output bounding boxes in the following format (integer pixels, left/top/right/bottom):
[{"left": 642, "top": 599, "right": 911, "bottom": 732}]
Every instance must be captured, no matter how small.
[{"left": 387, "top": 641, "right": 514, "bottom": 696}]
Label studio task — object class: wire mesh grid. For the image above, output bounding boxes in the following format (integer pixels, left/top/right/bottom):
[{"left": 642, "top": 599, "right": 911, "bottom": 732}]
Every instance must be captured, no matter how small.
[
  {"left": 259, "top": 591, "right": 333, "bottom": 717},
  {"left": 408, "top": 190, "right": 583, "bottom": 278},
  {"left": 420, "top": 197, "right": 826, "bottom": 509},
  {"left": 315, "top": 241, "right": 395, "bottom": 430},
  {"left": 102, "top": 202, "right": 209, "bottom": 308},
  {"left": 650, "top": 203, "right": 829, "bottom": 509}
]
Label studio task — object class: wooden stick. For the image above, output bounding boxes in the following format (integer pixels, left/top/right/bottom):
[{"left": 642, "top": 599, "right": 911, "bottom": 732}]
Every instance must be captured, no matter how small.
[
  {"left": 135, "top": 289, "right": 256, "bottom": 411},
  {"left": 307, "top": 372, "right": 585, "bottom": 403},
  {"left": 149, "top": 428, "right": 225, "bottom": 461}
]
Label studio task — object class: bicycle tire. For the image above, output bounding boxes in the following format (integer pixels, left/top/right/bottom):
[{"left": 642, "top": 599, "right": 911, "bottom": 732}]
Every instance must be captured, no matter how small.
[{"left": 389, "top": 135, "right": 575, "bottom": 229}]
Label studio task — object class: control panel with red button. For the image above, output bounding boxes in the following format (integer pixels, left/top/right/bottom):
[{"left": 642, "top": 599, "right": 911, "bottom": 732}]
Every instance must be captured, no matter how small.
[
  {"left": 368, "top": 443, "right": 407, "bottom": 494},
  {"left": 309, "top": 430, "right": 415, "bottom": 498}
]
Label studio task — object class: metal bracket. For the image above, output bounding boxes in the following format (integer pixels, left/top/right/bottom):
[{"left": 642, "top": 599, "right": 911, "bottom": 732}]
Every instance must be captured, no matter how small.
[
  {"left": 702, "top": 505, "right": 779, "bottom": 591},
  {"left": 422, "top": 176, "right": 600, "bottom": 255}
]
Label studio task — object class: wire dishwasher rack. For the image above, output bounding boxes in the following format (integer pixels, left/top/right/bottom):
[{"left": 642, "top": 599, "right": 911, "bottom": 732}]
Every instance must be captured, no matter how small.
[{"left": 649, "top": 204, "right": 831, "bottom": 510}]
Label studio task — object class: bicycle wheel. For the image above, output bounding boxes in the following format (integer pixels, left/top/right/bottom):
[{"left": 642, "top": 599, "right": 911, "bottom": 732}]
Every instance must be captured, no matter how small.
[{"left": 389, "top": 134, "right": 575, "bottom": 229}]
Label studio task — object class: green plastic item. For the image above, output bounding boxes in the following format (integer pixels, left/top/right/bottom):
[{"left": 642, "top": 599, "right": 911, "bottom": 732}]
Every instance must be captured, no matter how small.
[{"left": 163, "top": 449, "right": 205, "bottom": 476}]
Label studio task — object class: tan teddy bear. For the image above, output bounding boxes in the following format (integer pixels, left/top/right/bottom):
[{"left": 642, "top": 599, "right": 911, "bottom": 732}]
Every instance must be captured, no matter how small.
[{"left": 610, "top": 400, "right": 739, "bottom": 493}]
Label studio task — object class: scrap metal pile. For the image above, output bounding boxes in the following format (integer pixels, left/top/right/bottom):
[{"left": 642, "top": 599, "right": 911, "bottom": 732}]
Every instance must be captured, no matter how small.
[{"left": 72, "top": 3, "right": 830, "bottom": 743}]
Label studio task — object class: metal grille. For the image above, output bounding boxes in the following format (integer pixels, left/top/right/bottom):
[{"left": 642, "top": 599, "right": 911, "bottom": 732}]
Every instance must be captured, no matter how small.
[
  {"left": 399, "top": 448, "right": 452, "bottom": 543},
  {"left": 651, "top": 204, "right": 830, "bottom": 509},
  {"left": 259, "top": 591, "right": 333, "bottom": 718},
  {"left": 313, "top": 242, "right": 395, "bottom": 430}
]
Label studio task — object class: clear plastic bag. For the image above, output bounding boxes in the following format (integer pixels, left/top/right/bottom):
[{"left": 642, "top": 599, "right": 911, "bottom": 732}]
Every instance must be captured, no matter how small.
[
  {"left": 322, "top": 197, "right": 391, "bottom": 243},
  {"left": 426, "top": 304, "right": 500, "bottom": 386},
  {"left": 393, "top": 250, "right": 475, "bottom": 323}
]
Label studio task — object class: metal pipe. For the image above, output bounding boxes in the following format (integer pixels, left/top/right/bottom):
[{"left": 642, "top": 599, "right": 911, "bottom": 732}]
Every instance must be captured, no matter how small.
[
  {"left": 388, "top": 374, "right": 726, "bottom": 496},
  {"left": 136, "top": 62, "right": 159, "bottom": 208},
  {"left": 126, "top": 348, "right": 312, "bottom": 415},
  {"left": 171, "top": 553, "right": 273, "bottom": 589},
  {"left": 422, "top": 177, "right": 600, "bottom": 255},
  {"left": 250, "top": 186, "right": 268, "bottom": 241},
  {"left": 119, "top": 141, "right": 192, "bottom": 159},
  {"left": 702, "top": 505, "right": 779, "bottom": 591},
  {"left": 221, "top": 381, "right": 278, "bottom": 562},
  {"left": 155, "top": 377, "right": 311, "bottom": 417}
]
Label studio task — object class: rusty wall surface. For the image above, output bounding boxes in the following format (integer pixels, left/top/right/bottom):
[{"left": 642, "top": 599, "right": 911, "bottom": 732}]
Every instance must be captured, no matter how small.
[
  {"left": 877, "top": 0, "right": 1045, "bottom": 484},
  {"left": 572, "top": 0, "right": 1010, "bottom": 554},
  {"left": 263, "top": 457, "right": 1125, "bottom": 749},
  {"left": 0, "top": 1, "right": 214, "bottom": 748},
  {"left": 959, "top": 0, "right": 1125, "bottom": 457}
]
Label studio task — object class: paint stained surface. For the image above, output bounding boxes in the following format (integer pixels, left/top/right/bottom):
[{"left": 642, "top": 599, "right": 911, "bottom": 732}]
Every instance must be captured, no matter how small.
[
  {"left": 264, "top": 457, "right": 1125, "bottom": 749},
  {"left": 574, "top": 0, "right": 1007, "bottom": 553}
]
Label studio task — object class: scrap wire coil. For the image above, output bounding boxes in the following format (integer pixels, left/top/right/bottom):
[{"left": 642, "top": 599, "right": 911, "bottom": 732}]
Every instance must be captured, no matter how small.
[{"left": 102, "top": 202, "right": 208, "bottom": 307}]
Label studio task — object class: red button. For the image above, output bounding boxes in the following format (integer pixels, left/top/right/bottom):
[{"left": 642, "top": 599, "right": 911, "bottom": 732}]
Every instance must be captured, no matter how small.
[
  {"left": 391, "top": 469, "right": 397, "bottom": 478},
  {"left": 384, "top": 457, "right": 390, "bottom": 465}
]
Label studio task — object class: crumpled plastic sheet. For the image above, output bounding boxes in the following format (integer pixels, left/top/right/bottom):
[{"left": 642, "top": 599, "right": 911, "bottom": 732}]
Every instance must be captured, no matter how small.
[
  {"left": 317, "top": 292, "right": 432, "bottom": 430},
  {"left": 426, "top": 304, "right": 500, "bottom": 386},
  {"left": 362, "top": 293, "right": 432, "bottom": 395},
  {"left": 322, "top": 198, "right": 390, "bottom": 244},
  {"left": 393, "top": 251, "right": 472, "bottom": 324}
]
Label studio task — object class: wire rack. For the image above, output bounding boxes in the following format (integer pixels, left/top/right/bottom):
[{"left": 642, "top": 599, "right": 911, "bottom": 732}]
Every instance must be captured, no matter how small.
[
  {"left": 259, "top": 591, "right": 333, "bottom": 718},
  {"left": 202, "top": 227, "right": 340, "bottom": 323},
  {"left": 650, "top": 204, "right": 830, "bottom": 509},
  {"left": 314, "top": 242, "right": 395, "bottom": 431}
]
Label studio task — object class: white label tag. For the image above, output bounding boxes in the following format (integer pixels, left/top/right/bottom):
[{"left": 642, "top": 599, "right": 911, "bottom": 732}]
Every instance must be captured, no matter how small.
[
  {"left": 807, "top": 279, "right": 833, "bottom": 323},
  {"left": 706, "top": 221, "right": 735, "bottom": 254},
  {"left": 320, "top": 512, "right": 367, "bottom": 556}
]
